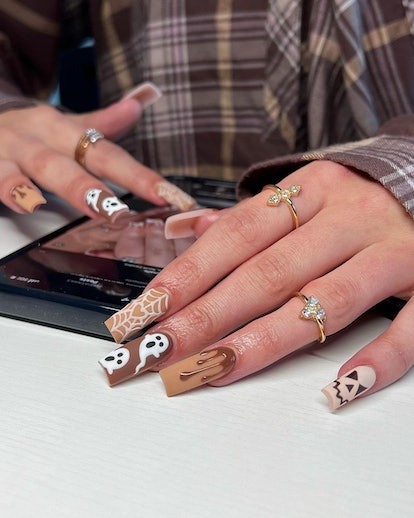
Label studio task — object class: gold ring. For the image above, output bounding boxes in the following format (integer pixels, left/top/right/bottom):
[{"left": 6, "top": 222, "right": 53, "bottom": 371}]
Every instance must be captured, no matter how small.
[
  {"left": 294, "top": 292, "right": 327, "bottom": 343},
  {"left": 75, "top": 128, "right": 104, "bottom": 167},
  {"left": 262, "top": 184, "right": 301, "bottom": 229}
]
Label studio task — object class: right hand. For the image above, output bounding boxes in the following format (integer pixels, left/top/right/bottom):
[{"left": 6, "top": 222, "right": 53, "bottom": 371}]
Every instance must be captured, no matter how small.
[{"left": 0, "top": 98, "right": 195, "bottom": 218}]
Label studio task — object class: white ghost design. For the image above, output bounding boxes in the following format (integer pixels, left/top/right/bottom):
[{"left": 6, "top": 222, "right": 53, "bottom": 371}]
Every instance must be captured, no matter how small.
[
  {"left": 99, "top": 347, "right": 130, "bottom": 375},
  {"left": 135, "top": 333, "right": 170, "bottom": 374}
]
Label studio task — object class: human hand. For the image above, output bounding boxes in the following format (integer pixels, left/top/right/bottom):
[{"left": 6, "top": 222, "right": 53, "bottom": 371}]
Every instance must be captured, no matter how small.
[
  {"left": 0, "top": 83, "right": 195, "bottom": 218},
  {"left": 101, "top": 161, "right": 414, "bottom": 410}
]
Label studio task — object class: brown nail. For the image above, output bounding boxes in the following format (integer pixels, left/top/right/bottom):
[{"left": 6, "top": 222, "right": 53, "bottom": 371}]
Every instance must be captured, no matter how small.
[
  {"left": 159, "top": 347, "right": 236, "bottom": 396},
  {"left": 99, "top": 331, "right": 173, "bottom": 386},
  {"left": 10, "top": 185, "right": 47, "bottom": 213},
  {"left": 104, "top": 287, "right": 170, "bottom": 343},
  {"left": 85, "top": 188, "right": 129, "bottom": 222},
  {"left": 155, "top": 182, "right": 196, "bottom": 211}
]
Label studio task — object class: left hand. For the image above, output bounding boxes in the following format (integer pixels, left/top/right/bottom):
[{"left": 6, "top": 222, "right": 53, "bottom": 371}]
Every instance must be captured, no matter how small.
[{"left": 103, "top": 160, "right": 414, "bottom": 410}]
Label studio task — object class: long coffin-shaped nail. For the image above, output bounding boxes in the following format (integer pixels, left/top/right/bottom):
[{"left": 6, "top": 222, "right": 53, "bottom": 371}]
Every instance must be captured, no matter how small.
[
  {"left": 159, "top": 347, "right": 236, "bottom": 396},
  {"left": 99, "top": 331, "right": 173, "bottom": 386},
  {"left": 322, "top": 366, "right": 376, "bottom": 411},
  {"left": 155, "top": 182, "right": 196, "bottom": 211},
  {"left": 85, "top": 188, "right": 129, "bottom": 222},
  {"left": 11, "top": 185, "right": 47, "bottom": 213},
  {"left": 123, "top": 81, "right": 162, "bottom": 109},
  {"left": 164, "top": 208, "right": 216, "bottom": 239},
  {"left": 104, "top": 287, "right": 170, "bottom": 343}
]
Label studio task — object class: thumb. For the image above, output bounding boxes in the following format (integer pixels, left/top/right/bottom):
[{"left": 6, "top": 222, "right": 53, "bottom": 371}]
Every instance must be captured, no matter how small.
[{"left": 68, "top": 98, "right": 143, "bottom": 141}]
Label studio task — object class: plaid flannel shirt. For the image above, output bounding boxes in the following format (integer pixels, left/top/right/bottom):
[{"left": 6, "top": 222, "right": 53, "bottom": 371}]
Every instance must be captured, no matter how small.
[{"left": 1, "top": 0, "right": 414, "bottom": 217}]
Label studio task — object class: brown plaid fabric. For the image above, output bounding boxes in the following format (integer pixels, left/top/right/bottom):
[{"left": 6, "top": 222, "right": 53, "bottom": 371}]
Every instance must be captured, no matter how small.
[{"left": 1, "top": 0, "right": 414, "bottom": 217}]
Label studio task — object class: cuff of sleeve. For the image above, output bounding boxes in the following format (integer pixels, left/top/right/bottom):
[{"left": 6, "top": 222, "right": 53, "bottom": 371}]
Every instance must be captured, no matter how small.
[{"left": 238, "top": 126, "right": 414, "bottom": 219}]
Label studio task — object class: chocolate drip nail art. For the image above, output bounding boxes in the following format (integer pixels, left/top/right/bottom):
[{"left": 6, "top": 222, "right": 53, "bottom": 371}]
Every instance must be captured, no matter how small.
[
  {"left": 11, "top": 185, "right": 47, "bottom": 213},
  {"left": 104, "top": 287, "right": 170, "bottom": 343},
  {"left": 322, "top": 366, "right": 376, "bottom": 411},
  {"left": 85, "top": 188, "right": 129, "bottom": 222},
  {"left": 99, "top": 332, "right": 173, "bottom": 386},
  {"left": 159, "top": 347, "right": 236, "bottom": 396},
  {"left": 155, "top": 182, "right": 196, "bottom": 212}
]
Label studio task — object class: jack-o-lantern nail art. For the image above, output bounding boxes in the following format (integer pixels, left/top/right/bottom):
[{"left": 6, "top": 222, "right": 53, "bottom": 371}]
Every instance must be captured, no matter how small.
[
  {"left": 322, "top": 366, "right": 376, "bottom": 411},
  {"left": 99, "top": 331, "right": 173, "bottom": 386},
  {"left": 85, "top": 188, "right": 129, "bottom": 222},
  {"left": 159, "top": 347, "right": 236, "bottom": 396}
]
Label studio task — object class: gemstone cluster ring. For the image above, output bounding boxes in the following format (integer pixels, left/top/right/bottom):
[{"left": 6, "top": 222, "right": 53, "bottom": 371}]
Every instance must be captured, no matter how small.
[
  {"left": 294, "top": 292, "right": 327, "bottom": 343},
  {"left": 75, "top": 128, "right": 105, "bottom": 167},
  {"left": 262, "top": 184, "right": 301, "bottom": 229}
]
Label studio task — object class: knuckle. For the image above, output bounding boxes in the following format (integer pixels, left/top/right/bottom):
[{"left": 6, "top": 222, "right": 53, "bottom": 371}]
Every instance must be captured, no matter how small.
[
  {"left": 318, "top": 277, "right": 359, "bottom": 322},
  {"left": 29, "top": 146, "right": 60, "bottom": 173},
  {"left": 178, "top": 301, "right": 222, "bottom": 344},
  {"left": 220, "top": 205, "right": 265, "bottom": 247},
  {"left": 246, "top": 247, "right": 296, "bottom": 300}
]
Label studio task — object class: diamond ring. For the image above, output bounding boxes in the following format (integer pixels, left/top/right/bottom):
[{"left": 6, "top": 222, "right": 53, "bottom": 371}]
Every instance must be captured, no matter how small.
[
  {"left": 295, "top": 292, "right": 327, "bottom": 343},
  {"left": 262, "top": 184, "right": 301, "bottom": 229},
  {"left": 75, "top": 128, "right": 105, "bottom": 167}
]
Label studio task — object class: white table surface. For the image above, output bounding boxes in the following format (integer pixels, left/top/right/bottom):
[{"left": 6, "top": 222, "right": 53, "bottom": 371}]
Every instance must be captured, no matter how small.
[{"left": 0, "top": 200, "right": 413, "bottom": 518}]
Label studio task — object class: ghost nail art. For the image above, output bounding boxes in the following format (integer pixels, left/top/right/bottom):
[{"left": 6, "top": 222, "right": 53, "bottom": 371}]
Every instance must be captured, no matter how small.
[
  {"left": 99, "top": 332, "right": 173, "bottom": 386},
  {"left": 322, "top": 366, "right": 376, "bottom": 411},
  {"left": 85, "top": 188, "right": 129, "bottom": 222}
]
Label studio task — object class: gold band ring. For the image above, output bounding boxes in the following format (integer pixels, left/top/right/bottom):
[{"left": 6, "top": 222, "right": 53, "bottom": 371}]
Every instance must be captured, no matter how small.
[
  {"left": 294, "top": 292, "right": 327, "bottom": 343},
  {"left": 75, "top": 128, "right": 104, "bottom": 167},
  {"left": 262, "top": 184, "right": 301, "bottom": 229}
]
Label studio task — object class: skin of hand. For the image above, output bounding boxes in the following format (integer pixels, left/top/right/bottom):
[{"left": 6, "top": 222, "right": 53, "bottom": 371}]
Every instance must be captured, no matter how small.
[
  {"left": 137, "top": 160, "right": 414, "bottom": 406},
  {"left": 0, "top": 99, "right": 173, "bottom": 215}
]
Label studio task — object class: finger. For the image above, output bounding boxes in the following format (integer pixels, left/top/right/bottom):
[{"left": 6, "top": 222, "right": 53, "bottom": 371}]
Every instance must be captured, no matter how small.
[
  {"left": 155, "top": 238, "right": 414, "bottom": 396},
  {"left": 0, "top": 160, "right": 46, "bottom": 214},
  {"left": 105, "top": 161, "right": 397, "bottom": 344},
  {"left": 321, "top": 296, "right": 414, "bottom": 411},
  {"left": 1, "top": 105, "right": 195, "bottom": 209},
  {"left": 104, "top": 173, "right": 325, "bottom": 342}
]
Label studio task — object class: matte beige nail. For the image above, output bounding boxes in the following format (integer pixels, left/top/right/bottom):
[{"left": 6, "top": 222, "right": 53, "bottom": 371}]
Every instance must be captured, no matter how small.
[
  {"left": 85, "top": 188, "right": 129, "bottom": 222},
  {"left": 104, "top": 287, "right": 170, "bottom": 343},
  {"left": 322, "top": 366, "right": 376, "bottom": 411},
  {"left": 159, "top": 347, "right": 236, "bottom": 396},
  {"left": 123, "top": 81, "right": 162, "bottom": 109},
  {"left": 164, "top": 208, "right": 216, "bottom": 239},
  {"left": 155, "top": 182, "right": 196, "bottom": 211},
  {"left": 11, "top": 185, "right": 47, "bottom": 213},
  {"left": 99, "top": 331, "right": 173, "bottom": 386}
]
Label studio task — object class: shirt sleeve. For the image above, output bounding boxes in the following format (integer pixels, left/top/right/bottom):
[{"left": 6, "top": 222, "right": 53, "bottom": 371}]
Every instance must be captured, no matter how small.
[{"left": 238, "top": 114, "right": 414, "bottom": 220}]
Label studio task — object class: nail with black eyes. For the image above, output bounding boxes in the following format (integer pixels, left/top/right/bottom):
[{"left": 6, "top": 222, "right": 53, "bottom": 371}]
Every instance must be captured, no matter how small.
[{"left": 98, "top": 331, "right": 174, "bottom": 386}]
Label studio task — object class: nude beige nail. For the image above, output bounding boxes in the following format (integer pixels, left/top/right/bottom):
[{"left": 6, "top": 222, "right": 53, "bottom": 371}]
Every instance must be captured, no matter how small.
[
  {"left": 123, "top": 82, "right": 162, "bottom": 109},
  {"left": 155, "top": 182, "right": 196, "bottom": 211},
  {"left": 104, "top": 287, "right": 170, "bottom": 343},
  {"left": 159, "top": 347, "right": 236, "bottom": 396},
  {"left": 322, "top": 366, "right": 376, "bottom": 411},
  {"left": 10, "top": 185, "right": 47, "bottom": 213},
  {"left": 99, "top": 331, "right": 173, "bottom": 386}
]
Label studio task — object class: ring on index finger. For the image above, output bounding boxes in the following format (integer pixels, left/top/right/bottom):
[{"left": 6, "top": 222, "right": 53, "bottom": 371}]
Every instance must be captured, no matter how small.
[
  {"left": 75, "top": 128, "right": 104, "bottom": 167},
  {"left": 262, "top": 184, "right": 301, "bottom": 229}
]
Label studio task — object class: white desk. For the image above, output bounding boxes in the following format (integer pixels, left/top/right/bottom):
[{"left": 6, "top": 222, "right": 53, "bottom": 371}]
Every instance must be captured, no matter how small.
[{"left": 0, "top": 200, "right": 413, "bottom": 518}]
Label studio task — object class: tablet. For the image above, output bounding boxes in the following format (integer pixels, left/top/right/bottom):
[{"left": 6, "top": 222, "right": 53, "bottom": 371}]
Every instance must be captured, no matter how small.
[{"left": 0, "top": 177, "right": 236, "bottom": 339}]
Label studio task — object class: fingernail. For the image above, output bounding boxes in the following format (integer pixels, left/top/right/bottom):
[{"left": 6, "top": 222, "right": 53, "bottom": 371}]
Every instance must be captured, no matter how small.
[
  {"left": 10, "top": 185, "right": 47, "bottom": 213},
  {"left": 99, "top": 331, "right": 173, "bottom": 386},
  {"left": 159, "top": 347, "right": 236, "bottom": 396},
  {"left": 164, "top": 208, "right": 216, "bottom": 239},
  {"left": 104, "top": 287, "right": 170, "bottom": 343},
  {"left": 85, "top": 188, "right": 129, "bottom": 222},
  {"left": 322, "top": 366, "right": 376, "bottom": 411},
  {"left": 155, "top": 182, "right": 197, "bottom": 211},
  {"left": 123, "top": 82, "right": 162, "bottom": 109}
]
